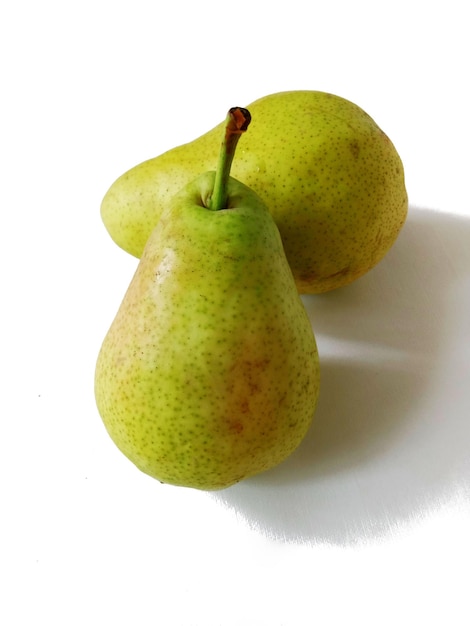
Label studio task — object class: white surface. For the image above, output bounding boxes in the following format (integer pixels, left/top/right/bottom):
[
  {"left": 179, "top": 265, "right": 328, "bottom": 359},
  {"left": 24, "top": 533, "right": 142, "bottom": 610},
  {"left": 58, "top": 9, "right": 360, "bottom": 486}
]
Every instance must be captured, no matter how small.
[{"left": 1, "top": 2, "right": 469, "bottom": 625}]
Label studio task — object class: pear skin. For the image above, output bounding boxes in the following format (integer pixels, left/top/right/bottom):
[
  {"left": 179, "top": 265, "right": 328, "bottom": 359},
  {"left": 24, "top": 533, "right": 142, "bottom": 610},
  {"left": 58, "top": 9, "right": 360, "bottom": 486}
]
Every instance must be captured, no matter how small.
[
  {"left": 101, "top": 91, "right": 408, "bottom": 293},
  {"left": 95, "top": 173, "right": 320, "bottom": 490}
]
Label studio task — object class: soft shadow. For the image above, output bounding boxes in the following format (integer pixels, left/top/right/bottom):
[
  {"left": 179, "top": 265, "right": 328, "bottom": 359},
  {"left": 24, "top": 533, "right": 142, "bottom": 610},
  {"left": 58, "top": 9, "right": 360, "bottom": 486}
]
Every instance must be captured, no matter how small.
[{"left": 210, "top": 206, "right": 470, "bottom": 544}]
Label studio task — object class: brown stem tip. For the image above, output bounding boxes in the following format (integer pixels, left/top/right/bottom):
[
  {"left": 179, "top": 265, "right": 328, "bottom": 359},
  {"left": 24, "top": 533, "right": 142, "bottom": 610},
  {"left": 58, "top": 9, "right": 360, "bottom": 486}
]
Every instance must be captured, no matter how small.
[{"left": 227, "top": 107, "right": 252, "bottom": 133}]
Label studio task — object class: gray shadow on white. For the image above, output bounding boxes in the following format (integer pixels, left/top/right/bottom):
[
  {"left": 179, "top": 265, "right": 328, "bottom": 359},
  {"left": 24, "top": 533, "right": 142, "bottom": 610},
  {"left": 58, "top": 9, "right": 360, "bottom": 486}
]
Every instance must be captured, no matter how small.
[{"left": 209, "top": 206, "right": 470, "bottom": 544}]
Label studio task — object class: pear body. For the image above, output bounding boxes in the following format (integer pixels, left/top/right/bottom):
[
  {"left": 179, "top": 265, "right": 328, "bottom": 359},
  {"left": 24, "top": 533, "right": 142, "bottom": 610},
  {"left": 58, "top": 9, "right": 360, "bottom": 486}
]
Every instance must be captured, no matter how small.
[
  {"left": 101, "top": 91, "right": 408, "bottom": 293},
  {"left": 95, "top": 173, "right": 320, "bottom": 490}
]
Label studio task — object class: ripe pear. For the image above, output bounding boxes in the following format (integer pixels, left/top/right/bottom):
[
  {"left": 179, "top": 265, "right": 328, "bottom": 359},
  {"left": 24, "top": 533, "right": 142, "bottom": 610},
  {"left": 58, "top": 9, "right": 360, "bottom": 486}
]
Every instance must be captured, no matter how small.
[
  {"left": 94, "top": 109, "right": 320, "bottom": 490},
  {"left": 101, "top": 90, "right": 407, "bottom": 293}
]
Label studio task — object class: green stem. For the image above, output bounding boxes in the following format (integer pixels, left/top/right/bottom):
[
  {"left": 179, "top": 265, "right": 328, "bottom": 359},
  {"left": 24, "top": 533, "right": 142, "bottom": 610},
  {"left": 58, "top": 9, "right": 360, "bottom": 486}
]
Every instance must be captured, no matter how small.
[{"left": 208, "top": 107, "right": 251, "bottom": 211}]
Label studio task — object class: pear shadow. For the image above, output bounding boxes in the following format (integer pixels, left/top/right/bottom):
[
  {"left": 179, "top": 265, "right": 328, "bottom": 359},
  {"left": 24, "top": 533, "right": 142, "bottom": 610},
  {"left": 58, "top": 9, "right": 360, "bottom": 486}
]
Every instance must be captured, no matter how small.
[{"left": 209, "top": 206, "right": 470, "bottom": 545}]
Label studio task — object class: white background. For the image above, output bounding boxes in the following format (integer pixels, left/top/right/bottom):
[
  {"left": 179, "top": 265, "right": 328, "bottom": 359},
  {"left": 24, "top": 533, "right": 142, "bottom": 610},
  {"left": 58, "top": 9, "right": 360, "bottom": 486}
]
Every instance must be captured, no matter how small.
[{"left": 1, "top": 1, "right": 469, "bottom": 625}]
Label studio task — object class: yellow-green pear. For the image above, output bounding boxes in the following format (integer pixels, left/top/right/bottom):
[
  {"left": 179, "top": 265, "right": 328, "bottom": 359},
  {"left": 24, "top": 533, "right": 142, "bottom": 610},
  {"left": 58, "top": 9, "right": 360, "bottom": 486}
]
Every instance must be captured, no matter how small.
[
  {"left": 94, "top": 109, "right": 320, "bottom": 490},
  {"left": 101, "top": 90, "right": 407, "bottom": 293}
]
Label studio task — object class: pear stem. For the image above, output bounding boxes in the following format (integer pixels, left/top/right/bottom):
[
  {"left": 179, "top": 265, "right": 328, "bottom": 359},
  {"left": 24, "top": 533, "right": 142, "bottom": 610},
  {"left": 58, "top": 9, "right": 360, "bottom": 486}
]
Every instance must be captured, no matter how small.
[{"left": 208, "top": 107, "right": 251, "bottom": 211}]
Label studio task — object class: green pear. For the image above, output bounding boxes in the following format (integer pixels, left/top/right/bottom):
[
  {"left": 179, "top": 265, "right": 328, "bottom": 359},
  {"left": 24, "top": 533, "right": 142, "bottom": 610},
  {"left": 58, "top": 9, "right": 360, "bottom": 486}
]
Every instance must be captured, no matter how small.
[
  {"left": 94, "top": 109, "right": 320, "bottom": 490},
  {"left": 101, "top": 90, "right": 407, "bottom": 293}
]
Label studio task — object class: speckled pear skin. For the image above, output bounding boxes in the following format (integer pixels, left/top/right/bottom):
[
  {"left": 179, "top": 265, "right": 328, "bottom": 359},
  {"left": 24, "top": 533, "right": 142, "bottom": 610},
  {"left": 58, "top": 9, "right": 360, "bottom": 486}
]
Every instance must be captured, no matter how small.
[
  {"left": 101, "top": 91, "right": 407, "bottom": 293},
  {"left": 95, "top": 173, "right": 320, "bottom": 490}
]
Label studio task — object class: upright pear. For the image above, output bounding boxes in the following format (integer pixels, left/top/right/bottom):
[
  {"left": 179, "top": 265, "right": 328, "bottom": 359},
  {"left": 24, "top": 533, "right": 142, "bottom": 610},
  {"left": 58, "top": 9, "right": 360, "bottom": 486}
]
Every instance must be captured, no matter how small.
[
  {"left": 94, "top": 109, "right": 320, "bottom": 490},
  {"left": 101, "top": 90, "right": 407, "bottom": 293}
]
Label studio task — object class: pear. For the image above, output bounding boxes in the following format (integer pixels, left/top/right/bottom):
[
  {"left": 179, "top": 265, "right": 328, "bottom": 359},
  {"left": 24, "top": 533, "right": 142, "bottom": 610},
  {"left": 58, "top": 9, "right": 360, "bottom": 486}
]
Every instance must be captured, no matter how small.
[
  {"left": 101, "top": 90, "right": 407, "bottom": 293},
  {"left": 94, "top": 108, "right": 320, "bottom": 490}
]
